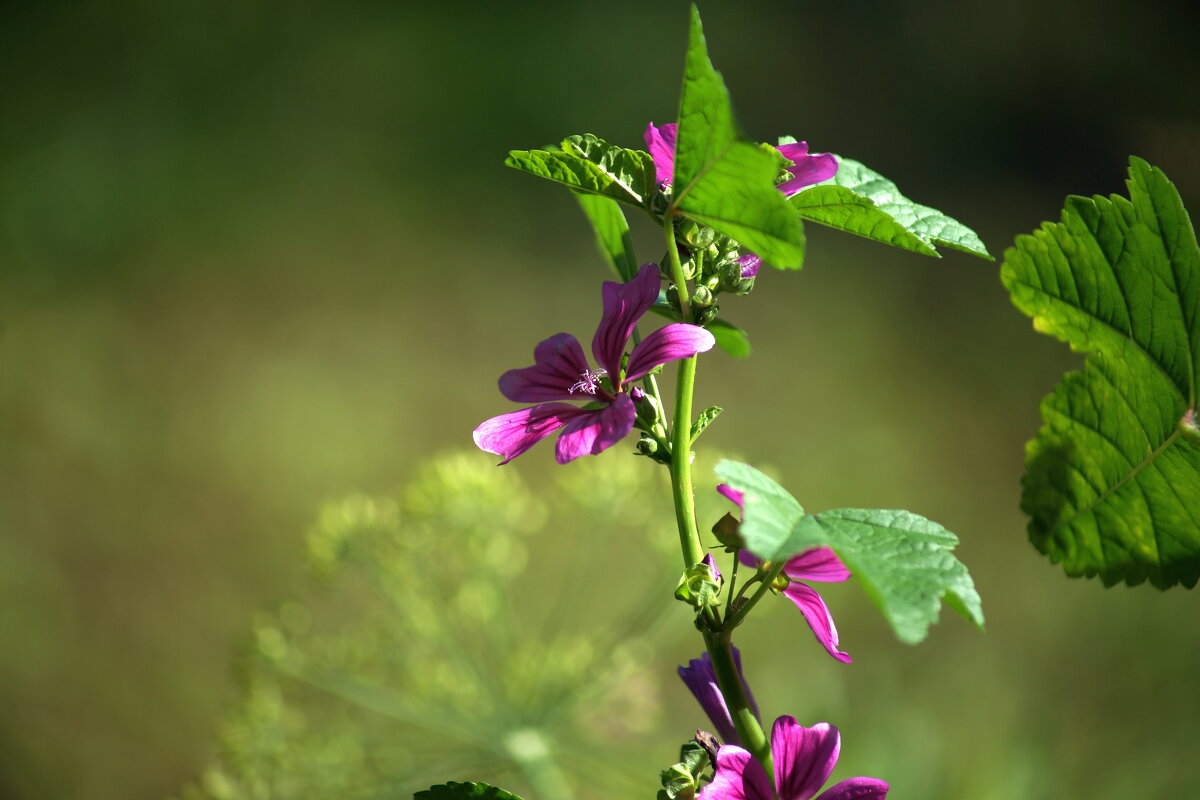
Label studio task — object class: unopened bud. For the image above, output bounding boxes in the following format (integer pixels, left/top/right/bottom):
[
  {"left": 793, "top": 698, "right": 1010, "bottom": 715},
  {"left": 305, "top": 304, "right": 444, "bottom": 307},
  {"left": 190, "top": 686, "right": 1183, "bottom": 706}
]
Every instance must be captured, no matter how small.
[
  {"left": 692, "top": 285, "right": 714, "bottom": 309},
  {"left": 675, "top": 555, "right": 723, "bottom": 610},
  {"left": 651, "top": 183, "right": 674, "bottom": 216},
  {"left": 666, "top": 283, "right": 681, "bottom": 312},
  {"left": 679, "top": 220, "right": 715, "bottom": 250},
  {"left": 636, "top": 435, "right": 659, "bottom": 456},
  {"left": 711, "top": 512, "right": 744, "bottom": 550},
  {"left": 731, "top": 277, "right": 755, "bottom": 296},
  {"left": 696, "top": 304, "right": 719, "bottom": 325}
]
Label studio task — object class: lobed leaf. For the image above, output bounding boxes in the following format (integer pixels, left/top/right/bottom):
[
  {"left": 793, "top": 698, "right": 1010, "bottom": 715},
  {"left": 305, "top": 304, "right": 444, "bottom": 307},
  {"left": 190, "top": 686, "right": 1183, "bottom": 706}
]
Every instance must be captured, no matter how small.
[
  {"left": 415, "top": 783, "right": 525, "bottom": 800},
  {"left": 715, "top": 460, "right": 984, "bottom": 644},
  {"left": 1001, "top": 156, "right": 1200, "bottom": 588},
  {"left": 506, "top": 134, "right": 656, "bottom": 208},
  {"left": 670, "top": 7, "right": 806, "bottom": 269},
  {"left": 794, "top": 156, "right": 991, "bottom": 260}
]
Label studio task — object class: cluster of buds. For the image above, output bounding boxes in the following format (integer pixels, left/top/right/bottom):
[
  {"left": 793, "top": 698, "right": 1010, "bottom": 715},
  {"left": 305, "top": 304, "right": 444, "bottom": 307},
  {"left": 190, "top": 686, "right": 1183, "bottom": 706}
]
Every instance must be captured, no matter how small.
[
  {"left": 661, "top": 222, "right": 757, "bottom": 326},
  {"left": 657, "top": 735, "right": 719, "bottom": 800}
]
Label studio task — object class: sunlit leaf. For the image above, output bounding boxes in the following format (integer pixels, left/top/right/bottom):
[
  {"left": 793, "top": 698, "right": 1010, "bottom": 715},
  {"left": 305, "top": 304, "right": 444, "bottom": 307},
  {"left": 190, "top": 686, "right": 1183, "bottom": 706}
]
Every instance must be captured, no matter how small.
[
  {"left": 415, "top": 782, "right": 525, "bottom": 800},
  {"left": 708, "top": 318, "right": 751, "bottom": 358},
  {"left": 1001, "top": 156, "right": 1200, "bottom": 588},
  {"left": 506, "top": 134, "right": 656, "bottom": 207},
  {"left": 670, "top": 7, "right": 805, "bottom": 269},
  {"left": 794, "top": 156, "right": 991, "bottom": 260},
  {"left": 715, "top": 460, "right": 984, "bottom": 644}
]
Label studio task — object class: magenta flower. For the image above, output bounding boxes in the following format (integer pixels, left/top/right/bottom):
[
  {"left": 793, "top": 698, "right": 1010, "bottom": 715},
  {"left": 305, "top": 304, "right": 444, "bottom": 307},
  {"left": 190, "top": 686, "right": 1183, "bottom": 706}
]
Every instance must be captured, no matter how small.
[
  {"left": 678, "top": 646, "right": 760, "bottom": 746},
  {"left": 718, "top": 485, "right": 853, "bottom": 664},
  {"left": 700, "top": 716, "right": 888, "bottom": 800},
  {"left": 473, "top": 264, "right": 715, "bottom": 465},
  {"left": 644, "top": 122, "right": 837, "bottom": 197}
]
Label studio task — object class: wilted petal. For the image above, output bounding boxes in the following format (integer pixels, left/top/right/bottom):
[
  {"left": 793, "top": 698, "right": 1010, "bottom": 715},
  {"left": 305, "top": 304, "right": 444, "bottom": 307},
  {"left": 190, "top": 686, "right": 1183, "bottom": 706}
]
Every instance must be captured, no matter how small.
[
  {"left": 782, "top": 583, "right": 853, "bottom": 664},
  {"left": 777, "top": 144, "right": 838, "bottom": 196},
  {"left": 554, "top": 392, "right": 637, "bottom": 464},
  {"left": 782, "top": 547, "right": 851, "bottom": 583},
  {"left": 771, "top": 717, "right": 841, "bottom": 800},
  {"left": 678, "top": 652, "right": 738, "bottom": 745},
  {"left": 698, "top": 745, "right": 774, "bottom": 800},
  {"left": 677, "top": 646, "right": 759, "bottom": 746},
  {"left": 499, "top": 333, "right": 592, "bottom": 403},
  {"left": 644, "top": 121, "right": 678, "bottom": 185},
  {"left": 736, "top": 254, "right": 761, "bottom": 278},
  {"left": 473, "top": 403, "right": 588, "bottom": 465},
  {"left": 592, "top": 263, "right": 661, "bottom": 379},
  {"left": 815, "top": 778, "right": 889, "bottom": 800},
  {"left": 625, "top": 323, "right": 715, "bottom": 383}
]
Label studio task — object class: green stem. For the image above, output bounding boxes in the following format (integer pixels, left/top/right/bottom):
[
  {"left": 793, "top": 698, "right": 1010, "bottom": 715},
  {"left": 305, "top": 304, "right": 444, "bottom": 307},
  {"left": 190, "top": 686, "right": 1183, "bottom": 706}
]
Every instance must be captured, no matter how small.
[
  {"left": 726, "top": 560, "right": 786, "bottom": 630},
  {"left": 702, "top": 631, "right": 771, "bottom": 773},
  {"left": 670, "top": 355, "right": 704, "bottom": 568}
]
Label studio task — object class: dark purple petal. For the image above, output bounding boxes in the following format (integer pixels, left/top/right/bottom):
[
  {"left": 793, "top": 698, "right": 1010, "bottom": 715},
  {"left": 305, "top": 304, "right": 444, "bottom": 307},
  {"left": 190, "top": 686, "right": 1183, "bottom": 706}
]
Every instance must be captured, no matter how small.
[
  {"left": 777, "top": 148, "right": 838, "bottom": 196},
  {"left": 592, "top": 263, "right": 661, "bottom": 379},
  {"left": 737, "top": 549, "right": 762, "bottom": 569},
  {"left": 736, "top": 254, "right": 761, "bottom": 278},
  {"left": 499, "top": 333, "right": 593, "bottom": 403},
  {"left": 781, "top": 583, "right": 853, "bottom": 664},
  {"left": 782, "top": 548, "right": 851, "bottom": 583},
  {"left": 553, "top": 392, "right": 637, "bottom": 464},
  {"left": 644, "top": 121, "right": 678, "bottom": 185},
  {"left": 473, "top": 403, "right": 589, "bottom": 465},
  {"left": 678, "top": 653, "right": 739, "bottom": 745},
  {"left": 624, "top": 323, "right": 715, "bottom": 383},
  {"left": 697, "top": 745, "right": 774, "bottom": 800},
  {"left": 717, "top": 484, "right": 745, "bottom": 509},
  {"left": 677, "top": 646, "right": 759, "bottom": 746},
  {"left": 815, "top": 778, "right": 890, "bottom": 800},
  {"left": 771, "top": 717, "right": 841, "bottom": 800},
  {"left": 702, "top": 553, "right": 723, "bottom": 582}
]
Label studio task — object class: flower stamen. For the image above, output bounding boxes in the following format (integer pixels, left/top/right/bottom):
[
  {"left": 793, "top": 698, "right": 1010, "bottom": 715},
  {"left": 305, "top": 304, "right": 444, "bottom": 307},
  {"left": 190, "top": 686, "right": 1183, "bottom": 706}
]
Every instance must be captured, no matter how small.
[{"left": 569, "top": 368, "right": 607, "bottom": 395}]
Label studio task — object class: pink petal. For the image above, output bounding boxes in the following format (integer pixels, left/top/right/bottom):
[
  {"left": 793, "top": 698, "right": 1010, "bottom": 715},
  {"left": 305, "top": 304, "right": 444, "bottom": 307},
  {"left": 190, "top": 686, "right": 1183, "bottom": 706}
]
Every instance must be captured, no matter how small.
[
  {"left": 499, "top": 333, "right": 592, "bottom": 403},
  {"left": 816, "top": 778, "right": 890, "bottom": 800},
  {"left": 775, "top": 142, "right": 812, "bottom": 162},
  {"left": 777, "top": 151, "right": 838, "bottom": 196},
  {"left": 553, "top": 392, "right": 637, "bottom": 464},
  {"left": 782, "top": 583, "right": 853, "bottom": 664},
  {"left": 717, "top": 484, "right": 745, "bottom": 509},
  {"left": 592, "top": 263, "right": 661, "bottom": 379},
  {"left": 677, "top": 653, "right": 739, "bottom": 746},
  {"left": 473, "top": 403, "right": 588, "bottom": 465},
  {"left": 736, "top": 254, "right": 761, "bottom": 278},
  {"left": 698, "top": 745, "right": 774, "bottom": 800},
  {"left": 644, "top": 121, "right": 678, "bottom": 185},
  {"left": 624, "top": 323, "right": 715, "bottom": 383},
  {"left": 771, "top": 717, "right": 841, "bottom": 800},
  {"left": 782, "top": 547, "right": 851, "bottom": 583}
]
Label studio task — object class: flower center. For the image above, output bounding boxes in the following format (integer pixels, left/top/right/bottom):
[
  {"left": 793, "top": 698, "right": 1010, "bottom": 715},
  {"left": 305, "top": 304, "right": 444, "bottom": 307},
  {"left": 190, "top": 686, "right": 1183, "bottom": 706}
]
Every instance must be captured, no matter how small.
[{"left": 569, "top": 368, "right": 607, "bottom": 395}]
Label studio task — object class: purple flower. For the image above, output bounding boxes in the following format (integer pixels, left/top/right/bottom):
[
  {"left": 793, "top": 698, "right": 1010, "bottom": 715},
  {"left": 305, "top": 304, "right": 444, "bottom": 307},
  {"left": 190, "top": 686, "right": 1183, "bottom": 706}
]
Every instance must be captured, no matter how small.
[
  {"left": 699, "top": 716, "right": 888, "bottom": 800},
  {"left": 718, "top": 485, "right": 853, "bottom": 664},
  {"left": 644, "top": 122, "right": 838, "bottom": 197},
  {"left": 678, "top": 646, "right": 760, "bottom": 746},
  {"left": 473, "top": 264, "right": 715, "bottom": 465},
  {"left": 645, "top": 122, "right": 836, "bottom": 277}
]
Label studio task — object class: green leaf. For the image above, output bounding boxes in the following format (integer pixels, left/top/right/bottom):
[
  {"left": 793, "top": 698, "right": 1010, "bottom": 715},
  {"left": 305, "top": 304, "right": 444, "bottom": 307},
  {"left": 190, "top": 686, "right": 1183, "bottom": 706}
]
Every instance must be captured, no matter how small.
[
  {"left": 414, "top": 783, "right": 525, "bottom": 800},
  {"left": 708, "top": 318, "right": 751, "bottom": 358},
  {"left": 715, "top": 460, "right": 984, "bottom": 644},
  {"left": 1001, "top": 156, "right": 1200, "bottom": 588},
  {"left": 670, "top": 7, "right": 806, "bottom": 269},
  {"left": 573, "top": 191, "right": 638, "bottom": 280},
  {"left": 691, "top": 405, "right": 722, "bottom": 440},
  {"left": 793, "top": 156, "right": 992, "bottom": 260},
  {"left": 506, "top": 134, "right": 656, "bottom": 208}
]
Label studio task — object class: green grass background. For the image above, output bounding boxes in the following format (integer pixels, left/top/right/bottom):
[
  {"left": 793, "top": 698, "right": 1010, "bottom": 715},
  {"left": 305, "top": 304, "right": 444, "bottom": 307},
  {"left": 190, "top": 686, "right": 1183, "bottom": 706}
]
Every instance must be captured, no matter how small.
[{"left": 3, "top": 1, "right": 1199, "bottom": 797}]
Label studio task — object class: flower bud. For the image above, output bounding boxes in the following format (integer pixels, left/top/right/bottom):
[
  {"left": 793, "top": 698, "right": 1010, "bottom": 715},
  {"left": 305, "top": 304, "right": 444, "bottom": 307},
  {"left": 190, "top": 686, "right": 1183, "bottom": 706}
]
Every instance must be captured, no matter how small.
[
  {"left": 696, "top": 304, "right": 719, "bottom": 325},
  {"left": 691, "top": 284, "right": 714, "bottom": 309},
  {"left": 636, "top": 435, "right": 659, "bottom": 456},
  {"left": 666, "top": 283, "right": 681, "bottom": 312},
  {"left": 730, "top": 276, "right": 755, "bottom": 296},
  {"left": 679, "top": 220, "right": 715, "bottom": 250},
  {"left": 651, "top": 183, "right": 674, "bottom": 216},
  {"left": 675, "top": 554, "right": 723, "bottom": 610},
  {"left": 711, "top": 512, "right": 744, "bottom": 550}
]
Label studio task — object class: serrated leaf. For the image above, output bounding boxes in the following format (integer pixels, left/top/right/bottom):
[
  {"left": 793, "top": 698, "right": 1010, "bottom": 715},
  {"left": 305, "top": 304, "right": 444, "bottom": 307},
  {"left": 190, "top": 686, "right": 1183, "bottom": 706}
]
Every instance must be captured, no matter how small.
[
  {"left": 505, "top": 134, "right": 656, "bottom": 207},
  {"left": 715, "top": 460, "right": 984, "bottom": 644},
  {"left": 691, "top": 405, "right": 722, "bottom": 439},
  {"left": 670, "top": 8, "right": 806, "bottom": 269},
  {"left": 708, "top": 318, "right": 751, "bottom": 358},
  {"left": 795, "top": 156, "right": 991, "bottom": 260},
  {"left": 573, "top": 191, "right": 638, "bottom": 280},
  {"left": 1001, "top": 156, "right": 1200, "bottom": 588},
  {"left": 414, "top": 783, "right": 525, "bottom": 800}
]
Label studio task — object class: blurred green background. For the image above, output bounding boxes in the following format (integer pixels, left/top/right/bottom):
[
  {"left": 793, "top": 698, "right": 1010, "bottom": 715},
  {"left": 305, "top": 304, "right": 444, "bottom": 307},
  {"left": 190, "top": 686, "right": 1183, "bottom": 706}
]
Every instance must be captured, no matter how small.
[{"left": 3, "top": 1, "right": 1199, "bottom": 798}]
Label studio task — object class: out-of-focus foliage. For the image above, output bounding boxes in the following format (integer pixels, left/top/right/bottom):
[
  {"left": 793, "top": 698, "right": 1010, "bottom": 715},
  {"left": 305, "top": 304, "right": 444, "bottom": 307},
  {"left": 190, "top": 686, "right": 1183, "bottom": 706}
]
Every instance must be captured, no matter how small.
[
  {"left": 1002, "top": 158, "right": 1200, "bottom": 588},
  {"left": 173, "top": 452, "right": 683, "bottom": 800}
]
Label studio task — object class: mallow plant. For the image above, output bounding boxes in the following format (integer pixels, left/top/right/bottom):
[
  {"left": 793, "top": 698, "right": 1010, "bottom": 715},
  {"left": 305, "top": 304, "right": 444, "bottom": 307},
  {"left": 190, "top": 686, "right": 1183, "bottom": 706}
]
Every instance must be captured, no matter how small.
[
  {"left": 184, "top": 6, "right": 1200, "bottom": 800},
  {"left": 448, "top": 5, "right": 1200, "bottom": 798}
]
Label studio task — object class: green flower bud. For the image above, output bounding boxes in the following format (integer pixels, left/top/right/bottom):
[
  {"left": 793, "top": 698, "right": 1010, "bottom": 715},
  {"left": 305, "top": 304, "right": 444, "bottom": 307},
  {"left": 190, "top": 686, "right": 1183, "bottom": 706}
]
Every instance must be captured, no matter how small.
[
  {"left": 696, "top": 304, "right": 719, "bottom": 325},
  {"left": 636, "top": 435, "right": 658, "bottom": 456},
  {"left": 679, "top": 220, "right": 716, "bottom": 249},
  {"left": 731, "top": 276, "right": 755, "bottom": 296},
  {"left": 666, "top": 283, "right": 681, "bottom": 312},
  {"left": 651, "top": 183, "right": 674, "bottom": 216},
  {"left": 711, "top": 512, "right": 744, "bottom": 551},
  {"left": 691, "top": 285, "right": 714, "bottom": 309},
  {"left": 675, "top": 556, "right": 723, "bottom": 610}
]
